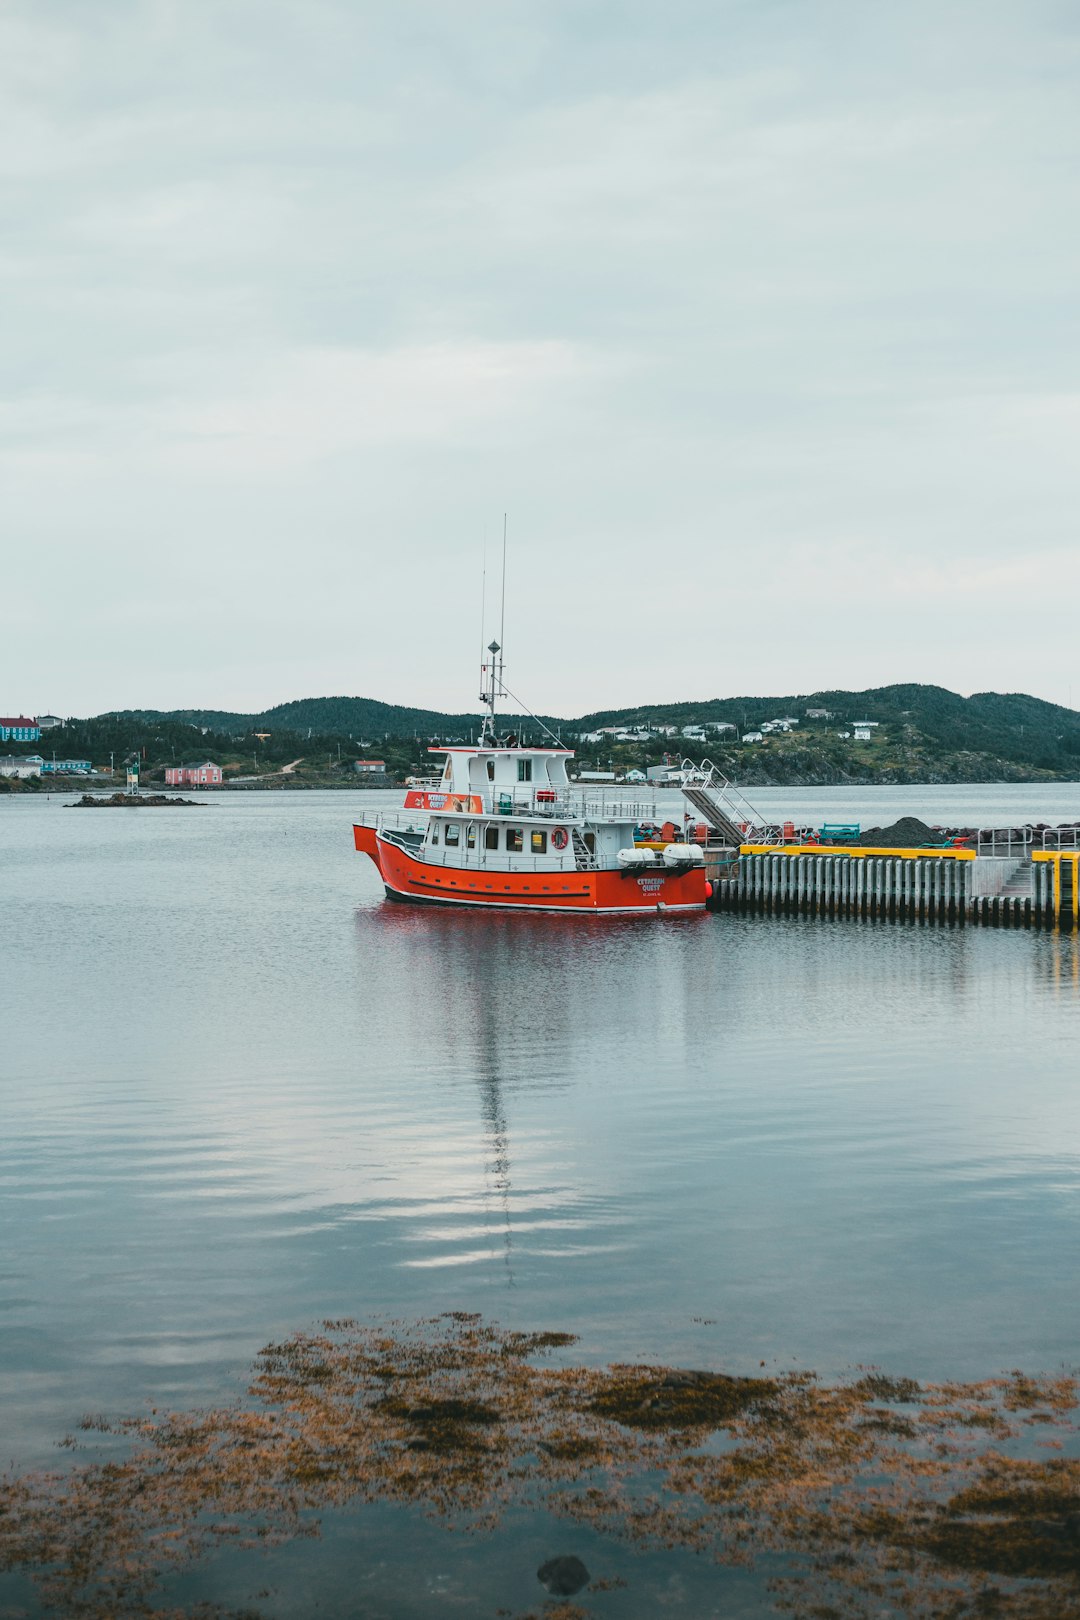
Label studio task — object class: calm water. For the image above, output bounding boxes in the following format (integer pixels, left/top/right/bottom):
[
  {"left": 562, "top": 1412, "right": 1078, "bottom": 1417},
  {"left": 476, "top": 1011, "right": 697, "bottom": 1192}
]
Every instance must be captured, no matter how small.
[{"left": 2, "top": 785, "right": 1080, "bottom": 1616}]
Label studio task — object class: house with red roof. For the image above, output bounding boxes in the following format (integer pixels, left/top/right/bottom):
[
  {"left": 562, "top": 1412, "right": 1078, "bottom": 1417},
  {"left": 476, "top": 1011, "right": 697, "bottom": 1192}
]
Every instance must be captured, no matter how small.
[
  {"left": 165, "top": 760, "right": 223, "bottom": 787},
  {"left": 0, "top": 717, "right": 40, "bottom": 742}
]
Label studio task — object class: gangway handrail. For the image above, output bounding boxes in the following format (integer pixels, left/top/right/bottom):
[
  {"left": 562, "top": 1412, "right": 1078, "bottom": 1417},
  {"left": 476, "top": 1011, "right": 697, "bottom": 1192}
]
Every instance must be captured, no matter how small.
[{"left": 679, "top": 758, "right": 779, "bottom": 845}]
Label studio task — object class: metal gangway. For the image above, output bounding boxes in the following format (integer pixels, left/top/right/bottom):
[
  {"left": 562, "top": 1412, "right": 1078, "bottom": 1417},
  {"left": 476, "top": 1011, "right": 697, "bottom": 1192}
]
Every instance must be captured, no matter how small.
[{"left": 679, "top": 758, "right": 777, "bottom": 847}]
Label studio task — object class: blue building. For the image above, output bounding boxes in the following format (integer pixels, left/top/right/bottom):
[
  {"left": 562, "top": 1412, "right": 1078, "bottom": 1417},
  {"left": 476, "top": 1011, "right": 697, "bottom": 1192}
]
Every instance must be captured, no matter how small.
[
  {"left": 0, "top": 716, "right": 41, "bottom": 742},
  {"left": 40, "top": 758, "right": 92, "bottom": 774}
]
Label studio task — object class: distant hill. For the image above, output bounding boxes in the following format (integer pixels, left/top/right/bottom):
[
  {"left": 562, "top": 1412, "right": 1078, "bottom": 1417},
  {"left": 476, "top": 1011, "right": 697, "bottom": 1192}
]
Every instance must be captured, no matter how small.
[
  {"left": 115, "top": 694, "right": 563, "bottom": 741},
  {"left": 115, "top": 698, "right": 487, "bottom": 739},
  {"left": 572, "top": 685, "right": 1080, "bottom": 772},
  {"left": 82, "top": 683, "right": 1079, "bottom": 784}
]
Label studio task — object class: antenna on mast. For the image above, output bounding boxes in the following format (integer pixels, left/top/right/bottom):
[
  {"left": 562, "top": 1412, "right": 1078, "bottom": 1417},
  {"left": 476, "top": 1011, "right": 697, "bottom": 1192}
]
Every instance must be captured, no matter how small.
[
  {"left": 478, "top": 516, "right": 507, "bottom": 746},
  {"left": 479, "top": 531, "right": 487, "bottom": 667},
  {"left": 498, "top": 513, "right": 507, "bottom": 713}
]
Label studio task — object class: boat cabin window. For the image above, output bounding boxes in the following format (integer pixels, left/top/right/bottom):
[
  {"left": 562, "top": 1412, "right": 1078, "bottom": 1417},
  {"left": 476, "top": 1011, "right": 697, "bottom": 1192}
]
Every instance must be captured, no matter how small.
[
  {"left": 485, "top": 826, "right": 499, "bottom": 850},
  {"left": 441, "top": 759, "right": 453, "bottom": 785},
  {"left": 584, "top": 832, "right": 596, "bottom": 854},
  {"left": 466, "top": 825, "right": 476, "bottom": 850},
  {"left": 444, "top": 823, "right": 460, "bottom": 847},
  {"left": 486, "top": 760, "right": 495, "bottom": 781},
  {"left": 517, "top": 758, "right": 532, "bottom": 782},
  {"left": 531, "top": 830, "right": 547, "bottom": 854},
  {"left": 506, "top": 828, "right": 523, "bottom": 852},
  {"left": 430, "top": 823, "right": 439, "bottom": 845}
]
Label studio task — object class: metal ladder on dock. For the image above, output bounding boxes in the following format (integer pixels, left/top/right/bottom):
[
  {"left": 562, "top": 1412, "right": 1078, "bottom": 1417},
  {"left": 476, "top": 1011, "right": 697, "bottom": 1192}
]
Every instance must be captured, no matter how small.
[{"left": 679, "top": 759, "right": 775, "bottom": 846}]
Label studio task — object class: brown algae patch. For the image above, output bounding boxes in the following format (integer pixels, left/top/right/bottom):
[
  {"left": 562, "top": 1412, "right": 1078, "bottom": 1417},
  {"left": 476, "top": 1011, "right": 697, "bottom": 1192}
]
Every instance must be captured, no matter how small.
[
  {"left": 0, "top": 1314, "right": 1077, "bottom": 1619},
  {"left": 585, "top": 1365, "right": 779, "bottom": 1431}
]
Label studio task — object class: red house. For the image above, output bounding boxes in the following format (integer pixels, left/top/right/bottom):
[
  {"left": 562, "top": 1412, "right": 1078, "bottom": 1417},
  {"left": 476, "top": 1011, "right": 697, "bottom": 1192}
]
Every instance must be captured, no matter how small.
[{"left": 165, "top": 760, "right": 223, "bottom": 787}]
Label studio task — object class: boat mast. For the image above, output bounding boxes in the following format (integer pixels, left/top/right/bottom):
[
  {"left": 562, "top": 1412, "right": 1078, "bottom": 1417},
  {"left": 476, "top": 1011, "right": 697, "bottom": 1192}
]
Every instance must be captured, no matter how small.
[
  {"left": 479, "top": 517, "right": 507, "bottom": 746},
  {"left": 480, "top": 637, "right": 501, "bottom": 744}
]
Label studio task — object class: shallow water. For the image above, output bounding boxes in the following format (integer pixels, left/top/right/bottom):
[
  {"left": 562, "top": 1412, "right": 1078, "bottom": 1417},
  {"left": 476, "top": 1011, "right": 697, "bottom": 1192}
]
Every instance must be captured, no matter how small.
[{"left": 2, "top": 785, "right": 1079, "bottom": 1614}]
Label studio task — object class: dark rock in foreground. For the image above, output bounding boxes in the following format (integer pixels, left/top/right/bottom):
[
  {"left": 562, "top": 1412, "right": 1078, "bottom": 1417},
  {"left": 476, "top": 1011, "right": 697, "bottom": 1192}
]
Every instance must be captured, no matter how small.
[{"left": 538, "top": 1555, "right": 590, "bottom": 1596}]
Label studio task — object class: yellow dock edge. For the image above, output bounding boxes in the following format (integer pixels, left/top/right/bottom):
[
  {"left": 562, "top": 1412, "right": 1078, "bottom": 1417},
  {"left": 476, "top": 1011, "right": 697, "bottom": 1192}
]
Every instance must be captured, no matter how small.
[
  {"left": 1032, "top": 850, "right": 1080, "bottom": 930},
  {"left": 740, "top": 844, "right": 976, "bottom": 860}
]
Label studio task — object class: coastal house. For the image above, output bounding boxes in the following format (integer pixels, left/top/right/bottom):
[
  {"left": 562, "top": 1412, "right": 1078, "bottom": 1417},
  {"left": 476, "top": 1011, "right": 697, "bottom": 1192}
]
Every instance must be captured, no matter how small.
[
  {"left": 165, "top": 760, "right": 223, "bottom": 787},
  {"left": 806, "top": 707, "right": 833, "bottom": 720},
  {"left": 354, "top": 759, "right": 389, "bottom": 778},
  {"left": 0, "top": 717, "right": 41, "bottom": 742},
  {"left": 853, "top": 725, "right": 874, "bottom": 742},
  {"left": 37, "top": 715, "right": 64, "bottom": 731},
  {"left": 0, "top": 754, "right": 43, "bottom": 777},
  {"left": 40, "top": 758, "right": 92, "bottom": 774},
  {"left": 742, "top": 731, "right": 764, "bottom": 744}
]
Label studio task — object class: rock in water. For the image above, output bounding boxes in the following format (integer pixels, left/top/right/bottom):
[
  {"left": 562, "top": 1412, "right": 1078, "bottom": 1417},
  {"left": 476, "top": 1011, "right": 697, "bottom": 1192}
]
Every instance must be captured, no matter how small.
[{"left": 537, "top": 1555, "right": 590, "bottom": 1596}]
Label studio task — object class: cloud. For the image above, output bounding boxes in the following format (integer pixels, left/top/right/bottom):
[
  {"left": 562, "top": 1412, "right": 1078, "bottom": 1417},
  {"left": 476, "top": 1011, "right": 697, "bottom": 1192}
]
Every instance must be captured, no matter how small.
[{"left": 2, "top": 0, "right": 1080, "bottom": 711}]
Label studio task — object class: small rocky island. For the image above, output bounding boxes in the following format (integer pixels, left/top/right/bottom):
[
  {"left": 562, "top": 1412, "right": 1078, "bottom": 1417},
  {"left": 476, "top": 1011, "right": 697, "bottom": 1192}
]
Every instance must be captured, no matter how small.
[{"left": 70, "top": 792, "right": 201, "bottom": 808}]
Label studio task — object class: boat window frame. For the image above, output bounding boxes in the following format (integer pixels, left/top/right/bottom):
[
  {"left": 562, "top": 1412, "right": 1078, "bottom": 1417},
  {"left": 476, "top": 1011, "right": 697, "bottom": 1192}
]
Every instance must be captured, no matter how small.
[
  {"left": 506, "top": 827, "right": 524, "bottom": 853},
  {"left": 466, "top": 824, "right": 477, "bottom": 850},
  {"left": 444, "top": 822, "right": 461, "bottom": 848},
  {"left": 484, "top": 826, "right": 499, "bottom": 850},
  {"left": 531, "top": 829, "right": 547, "bottom": 854}
]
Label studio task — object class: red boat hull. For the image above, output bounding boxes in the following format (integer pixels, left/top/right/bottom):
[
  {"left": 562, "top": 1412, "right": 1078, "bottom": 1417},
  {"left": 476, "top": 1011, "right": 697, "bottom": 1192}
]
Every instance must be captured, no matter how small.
[{"left": 353, "top": 825, "right": 706, "bottom": 913}]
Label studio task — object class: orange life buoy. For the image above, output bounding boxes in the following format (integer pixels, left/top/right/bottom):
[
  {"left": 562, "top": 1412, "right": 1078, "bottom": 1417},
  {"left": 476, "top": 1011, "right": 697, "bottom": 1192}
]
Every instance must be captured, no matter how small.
[{"left": 552, "top": 827, "right": 569, "bottom": 850}]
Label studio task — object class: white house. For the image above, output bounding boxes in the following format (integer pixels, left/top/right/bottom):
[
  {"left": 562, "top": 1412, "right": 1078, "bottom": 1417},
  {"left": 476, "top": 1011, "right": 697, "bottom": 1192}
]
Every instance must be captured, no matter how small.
[
  {"left": 0, "top": 754, "right": 43, "bottom": 777},
  {"left": 742, "top": 731, "right": 764, "bottom": 744},
  {"left": 853, "top": 726, "right": 873, "bottom": 742}
]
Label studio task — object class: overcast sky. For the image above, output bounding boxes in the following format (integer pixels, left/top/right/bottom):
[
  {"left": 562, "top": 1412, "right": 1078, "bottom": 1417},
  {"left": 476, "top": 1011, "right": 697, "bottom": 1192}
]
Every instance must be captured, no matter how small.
[{"left": 3, "top": 1, "right": 1079, "bottom": 719}]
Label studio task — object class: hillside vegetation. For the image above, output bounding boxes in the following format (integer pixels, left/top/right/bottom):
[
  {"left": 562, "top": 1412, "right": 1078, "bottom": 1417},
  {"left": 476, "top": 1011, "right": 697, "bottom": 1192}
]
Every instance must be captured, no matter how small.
[{"left": 8, "top": 684, "right": 1079, "bottom": 786}]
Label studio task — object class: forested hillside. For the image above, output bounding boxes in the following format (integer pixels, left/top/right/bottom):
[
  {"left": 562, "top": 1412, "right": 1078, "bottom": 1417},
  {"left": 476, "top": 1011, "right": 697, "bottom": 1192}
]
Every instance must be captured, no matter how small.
[{"left": 7, "top": 684, "right": 1077, "bottom": 786}]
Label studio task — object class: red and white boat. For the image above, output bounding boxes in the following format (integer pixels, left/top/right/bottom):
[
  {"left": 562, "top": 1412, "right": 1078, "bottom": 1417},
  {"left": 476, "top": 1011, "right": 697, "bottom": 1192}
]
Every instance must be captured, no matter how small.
[{"left": 353, "top": 641, "right": 707, "bottom": 915}]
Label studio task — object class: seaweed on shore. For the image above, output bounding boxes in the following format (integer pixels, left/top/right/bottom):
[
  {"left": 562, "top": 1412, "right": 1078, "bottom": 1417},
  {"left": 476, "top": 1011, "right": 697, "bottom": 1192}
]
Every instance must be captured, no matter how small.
[{"left": 1, "top": 1315, "right": 1077, "bottom": 1619}]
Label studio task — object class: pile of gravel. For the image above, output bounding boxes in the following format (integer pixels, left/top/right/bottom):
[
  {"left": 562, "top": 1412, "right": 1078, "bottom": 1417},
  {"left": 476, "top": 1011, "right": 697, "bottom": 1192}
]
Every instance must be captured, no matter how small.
[{"left": 854, "top": 816, "right": 937, "bottom": 847}]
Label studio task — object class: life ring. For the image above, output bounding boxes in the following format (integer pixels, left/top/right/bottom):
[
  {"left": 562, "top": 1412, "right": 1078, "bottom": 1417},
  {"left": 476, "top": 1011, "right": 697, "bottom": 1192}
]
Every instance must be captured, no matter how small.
[{"left": 552, "top": 827, "right": 569, "bottom": 850}]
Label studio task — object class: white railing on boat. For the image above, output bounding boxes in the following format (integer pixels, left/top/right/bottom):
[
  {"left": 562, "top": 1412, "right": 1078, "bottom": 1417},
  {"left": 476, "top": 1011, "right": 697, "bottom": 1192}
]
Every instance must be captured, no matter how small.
[
  {"left": 373, "top": 790, "right": 669, "bottom": 822},
  {"left": 401, "top": 844, "right": 583, "bottom": 876}
]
